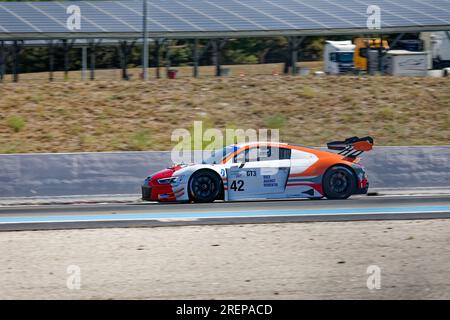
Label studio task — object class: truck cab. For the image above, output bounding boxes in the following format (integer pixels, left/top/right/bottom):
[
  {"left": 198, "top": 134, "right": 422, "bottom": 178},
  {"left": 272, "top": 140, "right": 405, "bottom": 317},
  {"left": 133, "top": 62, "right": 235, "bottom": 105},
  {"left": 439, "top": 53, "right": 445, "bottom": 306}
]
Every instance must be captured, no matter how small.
[
  {"left": 323, "top": 40, "right": 355, "bottom": 75},
  {"left": 421, "top": 31, "right": 450, "bottom": 69}
]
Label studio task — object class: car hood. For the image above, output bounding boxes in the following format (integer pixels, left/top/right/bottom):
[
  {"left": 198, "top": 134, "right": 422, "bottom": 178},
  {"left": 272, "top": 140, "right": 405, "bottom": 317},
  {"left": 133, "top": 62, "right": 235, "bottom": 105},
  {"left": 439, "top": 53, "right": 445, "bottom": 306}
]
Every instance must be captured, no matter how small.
[{"left": 151, "top": 163, "right": 200, "bottom": 179}]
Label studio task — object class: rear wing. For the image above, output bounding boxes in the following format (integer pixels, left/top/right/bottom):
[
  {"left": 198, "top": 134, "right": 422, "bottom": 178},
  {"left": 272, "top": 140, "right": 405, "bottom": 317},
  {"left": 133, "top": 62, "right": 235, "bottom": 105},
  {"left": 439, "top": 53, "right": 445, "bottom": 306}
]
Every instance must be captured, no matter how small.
[{"left": 327, "top": 136, "right": 374, "bottom": 158}]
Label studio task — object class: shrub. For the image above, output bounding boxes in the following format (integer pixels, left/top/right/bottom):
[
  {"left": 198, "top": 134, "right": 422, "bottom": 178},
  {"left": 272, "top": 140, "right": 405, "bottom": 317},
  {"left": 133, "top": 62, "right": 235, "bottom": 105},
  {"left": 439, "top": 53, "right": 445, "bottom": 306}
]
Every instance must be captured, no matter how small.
[
  {"left": 264, "top": 114, "right": 286, "bottom": 129},
  {"left": 377, "top": 107, "right": 395, "bottom": 120},
  {"left": 298, "top": 86, "right": 317, "bottom": 99},
  {"left": 6, "top": 115, "right": 26, "bottom": 132}
]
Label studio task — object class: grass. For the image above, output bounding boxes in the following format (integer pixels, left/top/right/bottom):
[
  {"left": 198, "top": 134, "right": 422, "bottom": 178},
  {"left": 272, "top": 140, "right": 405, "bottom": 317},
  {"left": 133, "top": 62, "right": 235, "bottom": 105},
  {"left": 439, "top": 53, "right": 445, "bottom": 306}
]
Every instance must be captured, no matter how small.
[
  {"left": 264, "top": 114, "right": 287, "bottom": 129},
  {"left": 129, "top": 129, "right": 153, "bottom": 151},
  {"left": 298, "top": 86, "right": 317, "bottom": 99},
  {"left": 0, "top": 65, "right": 449, "bottom": 153},
  {"left": 6, "top": 115, "right": 26, "bottom": 133},
  {"left": 376, "top": 106, "right": 395, "bottom": 121},
  {"left": 0, "top": 62, "right": 323, "bottom": 83}
]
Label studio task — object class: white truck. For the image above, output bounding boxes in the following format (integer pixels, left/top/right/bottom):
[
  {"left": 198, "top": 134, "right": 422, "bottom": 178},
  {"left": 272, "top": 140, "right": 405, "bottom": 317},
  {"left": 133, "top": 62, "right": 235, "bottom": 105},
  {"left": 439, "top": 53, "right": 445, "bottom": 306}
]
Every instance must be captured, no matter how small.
[
  {"left": 420, "top": 31, "right": 450, "bottom": 75},
  {"left": 421, "top": 32, "right": 450, "bottom": 69},
  {"left": 323, "top": 40, "right": 355, "bottom": 75}
]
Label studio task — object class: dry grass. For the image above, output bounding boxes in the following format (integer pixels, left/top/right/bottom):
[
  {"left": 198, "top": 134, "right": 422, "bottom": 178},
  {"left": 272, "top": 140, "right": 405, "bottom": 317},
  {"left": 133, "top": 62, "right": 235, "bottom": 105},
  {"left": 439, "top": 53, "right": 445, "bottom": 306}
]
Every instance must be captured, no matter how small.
[
  {"left": 0, "top": 67, "right": 449, "bottom": 153},
  {"left": 0, "top": 62, "right": 323, "bottom": 83}
]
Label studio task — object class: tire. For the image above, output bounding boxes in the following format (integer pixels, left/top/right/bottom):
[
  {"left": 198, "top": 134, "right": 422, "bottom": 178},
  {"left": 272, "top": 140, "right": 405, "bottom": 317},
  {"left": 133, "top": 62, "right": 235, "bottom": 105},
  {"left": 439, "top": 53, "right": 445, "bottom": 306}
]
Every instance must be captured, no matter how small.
[
  {"left": 323, "top": 166, "right": 357, "bottom": 200},
  {"left": 188, "top": 170, "right": 221, "bottom": 203}
]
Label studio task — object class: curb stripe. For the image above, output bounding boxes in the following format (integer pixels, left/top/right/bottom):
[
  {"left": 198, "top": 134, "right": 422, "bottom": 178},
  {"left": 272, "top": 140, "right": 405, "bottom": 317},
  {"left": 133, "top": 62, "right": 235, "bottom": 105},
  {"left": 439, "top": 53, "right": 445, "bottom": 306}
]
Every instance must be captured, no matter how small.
[{"left": 0, "top": 206, "right": 448, "bottom": 224}]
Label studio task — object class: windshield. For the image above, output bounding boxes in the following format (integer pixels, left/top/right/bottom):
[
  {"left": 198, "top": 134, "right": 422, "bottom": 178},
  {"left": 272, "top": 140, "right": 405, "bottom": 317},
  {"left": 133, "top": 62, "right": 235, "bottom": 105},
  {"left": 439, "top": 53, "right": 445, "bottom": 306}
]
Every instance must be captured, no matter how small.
[
  {"left": 337, "top": 52, "right": 354, "bottom": 63},
  {"left": 202, "top": 145, "right": 238, "bottom": 164}
]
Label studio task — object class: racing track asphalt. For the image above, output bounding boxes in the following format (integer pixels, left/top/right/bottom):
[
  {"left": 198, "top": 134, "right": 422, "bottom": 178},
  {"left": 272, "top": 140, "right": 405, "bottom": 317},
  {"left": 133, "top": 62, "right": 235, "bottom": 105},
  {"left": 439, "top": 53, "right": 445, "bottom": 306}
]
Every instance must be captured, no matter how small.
[{"left": 0, "top": 195, "right": 449, "bottom": 231}]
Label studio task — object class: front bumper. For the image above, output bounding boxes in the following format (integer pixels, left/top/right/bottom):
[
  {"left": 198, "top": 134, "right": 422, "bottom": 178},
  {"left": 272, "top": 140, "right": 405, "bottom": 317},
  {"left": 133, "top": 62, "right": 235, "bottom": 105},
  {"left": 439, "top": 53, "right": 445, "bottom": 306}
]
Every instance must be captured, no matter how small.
[
  {"left": 142, "top": 180, "right": 186, "bottom": 202},
  {"left": 141, "top": 186, "right": 152, "bottom": 201},
  {"left": 141, "top": 184, "right": 186, "bottom": 202}
]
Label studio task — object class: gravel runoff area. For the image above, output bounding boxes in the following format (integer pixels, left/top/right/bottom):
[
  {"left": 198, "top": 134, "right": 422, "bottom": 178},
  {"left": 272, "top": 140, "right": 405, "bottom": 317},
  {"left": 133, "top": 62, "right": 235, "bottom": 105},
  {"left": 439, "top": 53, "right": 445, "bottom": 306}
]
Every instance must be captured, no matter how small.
[{"left": 0, "top": 219, "right": 449, "bottom": 300}]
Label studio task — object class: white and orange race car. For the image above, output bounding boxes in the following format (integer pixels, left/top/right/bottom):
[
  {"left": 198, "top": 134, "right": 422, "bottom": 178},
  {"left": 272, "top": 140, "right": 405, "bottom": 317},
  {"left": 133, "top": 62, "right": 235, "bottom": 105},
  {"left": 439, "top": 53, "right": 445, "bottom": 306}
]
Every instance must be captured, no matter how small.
[{"left": 141, "top": 137, "right": 373, "bottom": 203}]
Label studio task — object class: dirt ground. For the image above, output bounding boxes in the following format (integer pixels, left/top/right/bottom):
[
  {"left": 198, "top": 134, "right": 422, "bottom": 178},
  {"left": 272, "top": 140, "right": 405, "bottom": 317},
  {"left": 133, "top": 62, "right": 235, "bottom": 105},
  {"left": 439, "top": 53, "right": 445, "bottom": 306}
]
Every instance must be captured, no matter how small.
[{"left": 0, "top": 219, "right": 449, "bottom": 299}]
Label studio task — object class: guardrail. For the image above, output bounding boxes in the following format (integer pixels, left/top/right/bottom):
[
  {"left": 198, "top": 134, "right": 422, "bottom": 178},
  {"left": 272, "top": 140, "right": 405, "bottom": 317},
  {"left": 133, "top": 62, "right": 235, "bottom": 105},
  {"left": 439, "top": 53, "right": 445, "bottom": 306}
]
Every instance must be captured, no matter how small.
[{"left": 0, "top": 147, "right": 449, "bottom": 198}]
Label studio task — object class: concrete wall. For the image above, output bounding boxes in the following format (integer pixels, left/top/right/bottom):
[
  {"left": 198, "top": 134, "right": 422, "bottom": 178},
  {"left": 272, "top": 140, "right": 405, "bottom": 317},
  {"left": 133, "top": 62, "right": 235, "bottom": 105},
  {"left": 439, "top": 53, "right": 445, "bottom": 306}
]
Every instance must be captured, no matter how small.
[
  {"left": 360, "top": 146, "right": 450, "bottom": 190},
  {"left": 0, "top": 147, "right": 449, "bottom": 198}
]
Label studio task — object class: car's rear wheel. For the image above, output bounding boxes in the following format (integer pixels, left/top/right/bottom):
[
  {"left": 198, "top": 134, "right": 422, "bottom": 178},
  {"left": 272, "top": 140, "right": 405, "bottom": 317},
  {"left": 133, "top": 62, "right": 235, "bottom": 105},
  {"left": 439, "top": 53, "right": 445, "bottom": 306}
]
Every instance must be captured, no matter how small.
[
  {"left": 323, "top": 166, "right": 356, "bottom": 200},
  {"left": 189, "top": 170, "right": 221, "bottom": 203}
]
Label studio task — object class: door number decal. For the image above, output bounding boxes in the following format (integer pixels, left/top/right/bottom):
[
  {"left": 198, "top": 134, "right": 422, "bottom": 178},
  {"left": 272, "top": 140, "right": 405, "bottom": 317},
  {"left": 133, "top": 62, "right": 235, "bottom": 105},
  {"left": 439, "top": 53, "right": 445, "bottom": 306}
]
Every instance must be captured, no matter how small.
[{"left": 230, "top": 180, "right": 245, "bottom": 191}]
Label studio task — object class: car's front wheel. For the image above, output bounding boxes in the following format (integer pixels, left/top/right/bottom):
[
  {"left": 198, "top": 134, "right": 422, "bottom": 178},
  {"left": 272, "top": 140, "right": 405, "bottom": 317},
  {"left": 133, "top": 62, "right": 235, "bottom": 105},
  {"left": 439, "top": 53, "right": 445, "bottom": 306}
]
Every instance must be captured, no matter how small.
[
  {"left": 323, "top": 166, "right": 356, "bottom": 200},
  {"left": 189, "top": 170, "right": 221, "bottom": 203}
]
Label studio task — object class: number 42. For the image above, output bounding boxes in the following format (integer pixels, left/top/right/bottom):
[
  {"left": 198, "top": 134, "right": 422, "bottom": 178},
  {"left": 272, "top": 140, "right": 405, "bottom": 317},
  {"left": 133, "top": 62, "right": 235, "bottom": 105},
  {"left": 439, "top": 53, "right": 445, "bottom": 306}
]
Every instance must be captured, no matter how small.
[{"left": 230, "top": 180, "right": 245, "bottom": 191}]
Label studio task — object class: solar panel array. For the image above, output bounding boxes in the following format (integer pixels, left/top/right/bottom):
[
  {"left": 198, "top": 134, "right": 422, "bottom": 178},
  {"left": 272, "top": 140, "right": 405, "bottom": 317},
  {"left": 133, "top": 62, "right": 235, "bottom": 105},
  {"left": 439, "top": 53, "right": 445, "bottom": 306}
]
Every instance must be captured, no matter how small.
[{"left": 0, "top": 0, "right": 449, "bottom": 39}]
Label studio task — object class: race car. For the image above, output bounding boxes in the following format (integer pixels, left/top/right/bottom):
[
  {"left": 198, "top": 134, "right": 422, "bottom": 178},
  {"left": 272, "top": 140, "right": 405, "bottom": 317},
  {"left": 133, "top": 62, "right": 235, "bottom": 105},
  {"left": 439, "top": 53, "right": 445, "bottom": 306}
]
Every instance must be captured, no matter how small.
[{"left": 141, "top": 136, "right": 373, "bottom": 203}]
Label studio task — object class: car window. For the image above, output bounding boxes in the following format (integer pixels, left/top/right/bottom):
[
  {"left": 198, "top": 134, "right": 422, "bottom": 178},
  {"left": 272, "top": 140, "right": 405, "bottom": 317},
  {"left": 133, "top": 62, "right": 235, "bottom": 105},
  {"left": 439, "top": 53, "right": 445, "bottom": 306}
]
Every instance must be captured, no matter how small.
[
  {"left": 330, "top": 52, "right": 337, "bottom": 62},
  {"left": 261, "top": 147, "right": 291, "bottom": 160},
  {"left": 234, "top": 146, "right": 291, "bottom": 162},
  {"left": 203, "top": 145, "right": 238, "bottom": 164},
  {"left": 279, "top": 147, "right": 291, "bottom": 160},
  {"left": 257, "top": 146, "right": 273, "bottom": 161}
]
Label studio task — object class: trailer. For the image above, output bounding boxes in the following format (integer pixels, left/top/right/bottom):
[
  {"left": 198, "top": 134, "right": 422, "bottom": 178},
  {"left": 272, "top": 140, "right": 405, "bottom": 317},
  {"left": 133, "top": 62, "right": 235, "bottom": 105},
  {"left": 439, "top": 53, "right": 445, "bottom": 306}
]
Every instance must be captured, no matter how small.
[{"left": 383, "top": 50, "right": 428, "bottom": 76}]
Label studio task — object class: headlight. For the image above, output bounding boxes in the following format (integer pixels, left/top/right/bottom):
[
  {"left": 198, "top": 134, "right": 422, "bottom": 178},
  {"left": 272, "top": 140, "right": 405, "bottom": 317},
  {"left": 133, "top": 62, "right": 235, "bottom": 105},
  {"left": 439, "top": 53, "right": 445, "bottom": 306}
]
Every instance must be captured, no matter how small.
[{"left": 157, "top": 176, "right": 184, "bottom": 185}]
